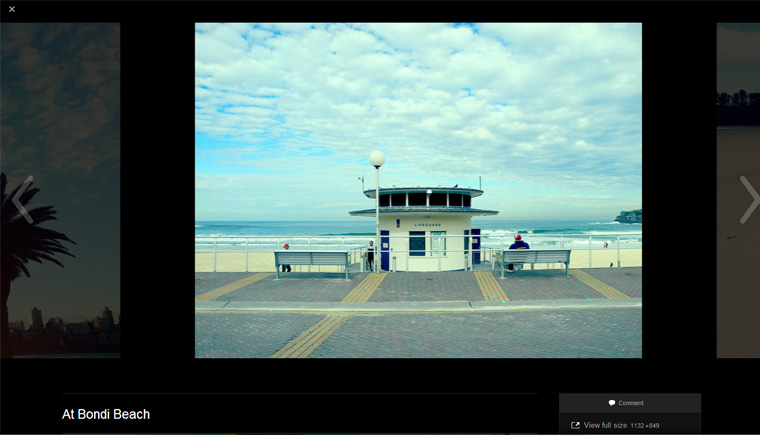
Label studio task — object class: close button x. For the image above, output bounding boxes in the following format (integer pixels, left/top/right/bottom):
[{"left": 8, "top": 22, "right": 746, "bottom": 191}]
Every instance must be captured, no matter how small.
[{"left": 8, "top": 6, "right": 15, "bottom": 12}]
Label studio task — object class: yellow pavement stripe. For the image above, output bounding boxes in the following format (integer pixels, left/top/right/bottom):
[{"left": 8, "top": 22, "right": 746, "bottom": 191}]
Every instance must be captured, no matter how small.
[
  {"left": 474, "top": 271, "right": 509, "bottom": 301},
  {"left": 341, "top": 273, "right": 387, "bottom": 303},
  {"left": 195, "top": 273, "right": 273, "bottom": 302},
  {"left": 270, "top": 314, "right": 350, "bottom": 358},
  {"left": 570, "top": 270, "right": 630, "bottom": 299}
]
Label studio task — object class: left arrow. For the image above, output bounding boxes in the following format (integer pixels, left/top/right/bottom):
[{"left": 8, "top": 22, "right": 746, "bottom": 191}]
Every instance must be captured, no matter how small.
[{"left": 12, "top": 176, "right": 34, "bottom": 224}]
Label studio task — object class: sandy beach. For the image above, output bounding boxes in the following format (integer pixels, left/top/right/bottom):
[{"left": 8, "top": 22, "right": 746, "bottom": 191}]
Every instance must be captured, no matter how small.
[
  {"left": 717, "top": 128, "right": 760, "bottom": 357},
  {"left": 195, "top": 248, "right": 642, "bottom": 273}
]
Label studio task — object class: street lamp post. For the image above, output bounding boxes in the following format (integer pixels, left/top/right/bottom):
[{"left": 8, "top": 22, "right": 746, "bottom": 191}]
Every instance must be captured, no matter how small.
[{"left": 369, "top": 151, "right": 385, "bottom": 273}]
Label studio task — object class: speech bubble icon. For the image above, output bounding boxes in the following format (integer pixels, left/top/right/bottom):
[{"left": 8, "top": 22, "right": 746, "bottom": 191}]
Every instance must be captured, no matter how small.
[{"left": 609, "top": 400, "right": 616, "bottom": 406}]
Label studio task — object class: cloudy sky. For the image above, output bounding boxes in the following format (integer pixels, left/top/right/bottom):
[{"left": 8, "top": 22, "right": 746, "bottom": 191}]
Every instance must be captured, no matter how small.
[
  {"left": 1, "top": 23, "right": 120, "bottom": 324},
  {"left": 196, "top": 23, "right": 642, "bottom": 221},
  {"left": 718, "top": 23, "right": 760, "bottom": 94}
]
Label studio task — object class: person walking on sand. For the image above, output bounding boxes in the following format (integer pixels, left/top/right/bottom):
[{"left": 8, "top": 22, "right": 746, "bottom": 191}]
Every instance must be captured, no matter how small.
[
  {"left": 281, "top": 243, "right": 291, "bottom": 273},
  {"left": 507, "top": 233, "right": 530, "bottom": 273},
  {"left": 367, "top": 241, "right": 375, "bottom": 271}
]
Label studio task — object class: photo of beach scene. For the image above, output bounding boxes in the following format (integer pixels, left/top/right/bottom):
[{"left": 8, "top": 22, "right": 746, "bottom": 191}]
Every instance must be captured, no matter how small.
[
  {"left": 195, "top": 23, "right": 642, "bottom": 358},
  {"left": 717, "top": 23, "right": 760, "bottom": 358}
]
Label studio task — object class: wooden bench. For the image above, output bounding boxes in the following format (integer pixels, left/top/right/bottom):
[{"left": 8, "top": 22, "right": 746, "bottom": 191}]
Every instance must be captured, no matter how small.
[
  {"left": 501, "top": 249, "right": 572, "bottom": 277},
  {"left": 274, "top": 250, "right": 350, "bottom": 280}
]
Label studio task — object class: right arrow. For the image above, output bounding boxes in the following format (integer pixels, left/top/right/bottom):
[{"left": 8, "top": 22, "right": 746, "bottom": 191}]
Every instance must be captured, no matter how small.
[{"left": 740, "top": 175, "right": 760, "bottom": 224}]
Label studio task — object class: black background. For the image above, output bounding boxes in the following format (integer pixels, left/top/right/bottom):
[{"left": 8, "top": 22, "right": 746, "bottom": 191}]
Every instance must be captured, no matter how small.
[{"left": 0, "top": 1, "right": 743, "bottom": 434}]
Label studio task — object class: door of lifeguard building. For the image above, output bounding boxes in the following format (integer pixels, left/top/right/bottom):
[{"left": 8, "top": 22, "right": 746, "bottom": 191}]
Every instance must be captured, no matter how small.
[{"left": 381, "top": 230, "right": 389, "bottom": 270}]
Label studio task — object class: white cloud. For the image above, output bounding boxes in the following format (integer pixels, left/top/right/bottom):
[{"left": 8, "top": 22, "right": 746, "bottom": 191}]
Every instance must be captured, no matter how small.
[{"left": 195, "top": 23, "right": 641, "bottom": 220}]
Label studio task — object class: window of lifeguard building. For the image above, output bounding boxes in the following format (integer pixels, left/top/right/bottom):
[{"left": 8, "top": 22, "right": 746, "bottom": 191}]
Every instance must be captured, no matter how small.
[
  {"left": 410, "top": 231, "right": 425, "bottom": 256},
  {"left": 430, "top": 192, "right": 447, "bottom": 206},
  {"left": 408, "top": 192, "right": 426, "bottom": 206},
  {"left": 392, "top": 193, "right": 406, "bottom": 206},
  {"left": 450, "top": 193, "right": 463, "bottom": 206},
  {"left": 431, "top": 231, "right": 446, "bottom": 255}
]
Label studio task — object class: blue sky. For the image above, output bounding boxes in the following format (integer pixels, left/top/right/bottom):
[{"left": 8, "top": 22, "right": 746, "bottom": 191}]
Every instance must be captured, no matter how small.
[
  {"left": 196, "top": 23, "right": 642, "bottom": 221},
  {"left": 718, "top": 23, "right": 760, "bottom": 94}
]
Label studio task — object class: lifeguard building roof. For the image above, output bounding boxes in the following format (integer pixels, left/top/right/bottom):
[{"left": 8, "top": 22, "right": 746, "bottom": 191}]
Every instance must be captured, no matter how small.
[
  {"left": 361, "top": 186, "right": 484, "bottom": 199},
  {"left": 349, "top": 186, "right": 498, "bottom": 217},
  {"left": 349, "top": 206, "right": 499, "bottom": 217}
]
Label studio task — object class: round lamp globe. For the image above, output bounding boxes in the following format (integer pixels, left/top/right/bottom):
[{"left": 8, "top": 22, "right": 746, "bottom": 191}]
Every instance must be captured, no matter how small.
[{"left": 369, "top": 151, "right": 386, "bottom": 168}]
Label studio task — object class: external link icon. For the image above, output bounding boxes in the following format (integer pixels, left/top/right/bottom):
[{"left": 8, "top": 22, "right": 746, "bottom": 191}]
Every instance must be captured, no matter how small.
[{"left": 12, "top": 176, "right": 34, "bottom": 224}]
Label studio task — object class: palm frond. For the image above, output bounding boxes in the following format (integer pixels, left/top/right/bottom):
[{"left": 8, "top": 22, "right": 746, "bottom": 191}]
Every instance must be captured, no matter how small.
[{"left": 0, "top": 173, "right": 77, "bottom": 284}]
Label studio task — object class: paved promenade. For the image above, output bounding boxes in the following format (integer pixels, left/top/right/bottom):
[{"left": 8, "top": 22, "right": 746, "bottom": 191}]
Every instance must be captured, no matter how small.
[{"left": 195, "top": 267, "right": 641, "bottom": 358}]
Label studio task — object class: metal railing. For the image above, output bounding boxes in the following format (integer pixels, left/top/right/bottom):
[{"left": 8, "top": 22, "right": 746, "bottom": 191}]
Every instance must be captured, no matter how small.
[
  {"left": 195, "top": 233, "right": 642, "bottom": 272},
  {"left": 194, "top": 235, "right": 370, "bottom": 272},
  {"left": 482, "top": 233, "right": 642, "bottom": 269}
]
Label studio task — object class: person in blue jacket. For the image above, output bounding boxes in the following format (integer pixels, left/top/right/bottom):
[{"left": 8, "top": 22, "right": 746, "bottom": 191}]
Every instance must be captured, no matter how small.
[{"left": 507, "top": 233, "right": 530, "bottom": 272}]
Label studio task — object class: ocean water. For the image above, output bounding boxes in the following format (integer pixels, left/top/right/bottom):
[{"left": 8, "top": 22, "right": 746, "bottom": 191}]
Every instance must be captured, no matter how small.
[{"left": 195, "top": 220, "right": 642, "bottom": 252}]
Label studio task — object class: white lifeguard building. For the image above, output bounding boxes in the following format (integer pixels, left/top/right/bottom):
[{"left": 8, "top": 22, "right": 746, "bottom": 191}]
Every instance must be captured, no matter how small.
[{"left": 349, "top": 186, "right": 498, "bottom": 271}]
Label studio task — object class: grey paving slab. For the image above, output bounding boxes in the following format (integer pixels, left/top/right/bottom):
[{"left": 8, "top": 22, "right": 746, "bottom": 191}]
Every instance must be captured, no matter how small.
[
  {"left": 582, "top": 267, "right": 642, "bottom": 297},
  {"left": 195, "top": 272, "right": 257, "bottom": 297},
  {"left": 369, "top": 271, "right": 483, "bottom": 302},
  {"left": 496, "top": 269, "right": 602, "bottom": 300},
  {"left": 308, "top": 308, "right": 641, "bottom": 358},
  {"left": 195, "top": 312, "right": 325, "bottom": 358},
  {"left": 194, "top": 267, "right": 643, "bottom": 358},
  {"left": 210, "top": 272, "right": 364, "bottom": 303},
  {"left": 195, "top": 308, "right": 641, "bottom": 358}
]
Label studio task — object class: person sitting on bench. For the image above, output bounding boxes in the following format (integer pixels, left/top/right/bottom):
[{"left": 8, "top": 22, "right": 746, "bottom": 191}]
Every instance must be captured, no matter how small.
[
  {"left": 507, "top": 233, "right": 530, "bottom": 272},
  {"left": 281, "top": 243, "right": 291, "bottom": 273}
]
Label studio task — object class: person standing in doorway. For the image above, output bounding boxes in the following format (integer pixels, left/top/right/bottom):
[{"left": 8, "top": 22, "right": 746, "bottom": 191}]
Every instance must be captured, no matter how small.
[{"left": 367, "top": 241, "right": 375, "bottom": 271}]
